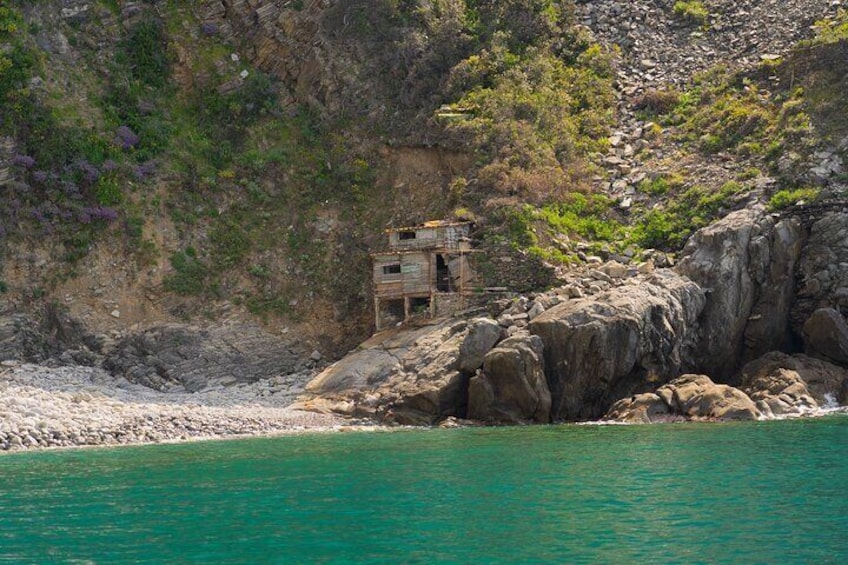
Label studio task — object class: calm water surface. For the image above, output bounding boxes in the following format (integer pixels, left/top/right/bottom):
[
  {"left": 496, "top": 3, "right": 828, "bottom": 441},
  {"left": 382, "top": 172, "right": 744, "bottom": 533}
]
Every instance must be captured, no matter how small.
[{"left": 1, "top": 416, "right": 846, "bottom": 564}]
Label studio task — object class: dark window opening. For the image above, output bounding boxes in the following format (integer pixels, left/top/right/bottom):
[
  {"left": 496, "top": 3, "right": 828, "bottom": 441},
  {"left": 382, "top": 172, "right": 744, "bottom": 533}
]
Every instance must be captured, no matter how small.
[
  {"left": 398, "top": 231, "right": 416, "bottom": 240},
  {"left": 410, "top": 296, "right": 430, "bottom": 314},
  {"left": 436, "top": 254, "right": 452, "bottom": 292},
  {"left": 380, "top": 299, "right": 405, "bottom": 326},
  {"left": 382, "top": 264, "right": 401, "bottom": 275}
]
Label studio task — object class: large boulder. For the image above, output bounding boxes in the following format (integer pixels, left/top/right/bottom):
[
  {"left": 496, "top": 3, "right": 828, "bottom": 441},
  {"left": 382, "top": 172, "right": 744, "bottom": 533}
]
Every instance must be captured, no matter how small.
[
  {"left": 792, "top": 212, "right": 848, "bottom": 333},
  {"left": 742, "top": 367, "right": 818, "bottom": 418},
  {"left": 467, "top": 334, "right": 550, "bottom": 423},
  {"left": 737, "top": 351, "right": 848, "bottom": 406},
  {"left": 676, "top": 206, "right": 803, "bottom": 379},
  {"left": 655, "top": 374, "right": 762, "bottom": 421},
  {"left": 529, "top": 270, "right": 704, "bottom": 421},
  {"left": 458, "top": 318, "right": 502, "bottom": 373},
  {"left": 604, "top": 393, "right": 675, "bottom": 424},
  {"left": 300, "top": 318, "right": 477, "bottom": 424},
  {"left": 606, "top": 374, "right": 764, "bottom": 422},
  {"left": 801, "top": 308, "right": 848, "bottom": 365}
]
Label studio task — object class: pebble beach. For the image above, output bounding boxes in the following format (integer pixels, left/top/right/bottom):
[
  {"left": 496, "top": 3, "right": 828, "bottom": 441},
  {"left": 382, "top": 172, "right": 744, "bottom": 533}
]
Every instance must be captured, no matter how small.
[{"left": 0, "top": 361, "right": 346, "bottom": 452}]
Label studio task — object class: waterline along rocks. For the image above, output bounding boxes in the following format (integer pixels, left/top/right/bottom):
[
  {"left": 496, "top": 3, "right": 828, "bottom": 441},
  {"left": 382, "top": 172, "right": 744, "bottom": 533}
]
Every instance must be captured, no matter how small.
[{"left": 6, "top": 204, "right": 848, "bottom": 447}]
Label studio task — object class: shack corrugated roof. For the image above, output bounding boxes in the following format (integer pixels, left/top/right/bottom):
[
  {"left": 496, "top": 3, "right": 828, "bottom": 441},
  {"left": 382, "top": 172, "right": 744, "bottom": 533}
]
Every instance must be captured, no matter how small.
[
  {"left": 384, "top": 220, "right": 472, "bottom": 233},
  {"left": 370, "top": 250, "right": 431, "bottom": 257}
]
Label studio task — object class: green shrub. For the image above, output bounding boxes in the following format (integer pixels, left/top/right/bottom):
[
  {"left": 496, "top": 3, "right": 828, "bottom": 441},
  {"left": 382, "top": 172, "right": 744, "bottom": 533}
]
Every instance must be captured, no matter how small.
[
  {"left": 812, "top": 9, "right": 848, "bottom": 44},
  {"left": 536, "top": 193, "right": 623, "bottom": 242},
  {"left": 246, "top": 293, "right": 291, "bottom": 318},
  {"left": 673, "top": 1, "right": 709, "bottom": 26},
  {"left": 638, "top": 173, "right": 685, "bottom": 196},
  {"left": 95, "top": 175, "right": 122, "bottom": 205},
  {"left": 248, "top": 264, "right": 271, "bottom": 279},
  {"left": 117, "top": 19, "right": 170, "bottom": 88},
  {"left": 768, "top": 188, "right": 820, "bottom": 211},
  {"left": 738, "top": 167, "right": 762, "bottom": 180},
  {"left": 632, "top": 209, "right": 685, "bottom": 249},
  {"left": 164, "top": 249, "right": 211, "bottom": 295}
]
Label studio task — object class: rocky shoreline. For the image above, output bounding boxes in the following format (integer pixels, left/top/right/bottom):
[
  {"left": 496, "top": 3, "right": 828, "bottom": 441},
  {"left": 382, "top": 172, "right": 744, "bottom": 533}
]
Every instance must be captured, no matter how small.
[
  {"left": 301, "top": 205, "right": 848, "bottom": 426},
  {"left": 4, "top": 354, "right": 844, "bottom": 455},
  {"left": 0, "top": 361, "right": 346, "bottom": 452}
]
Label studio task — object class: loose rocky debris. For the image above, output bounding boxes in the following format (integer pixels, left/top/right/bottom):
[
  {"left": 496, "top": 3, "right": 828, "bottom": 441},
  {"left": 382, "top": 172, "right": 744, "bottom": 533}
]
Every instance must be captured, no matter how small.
[
  {"left": 575, "top": 0, "right": 845, "bottom": 205},
  {"left": 0, "top": 315, "right": 341, "bottom": 452},
  {"left": 577, "top": 0, "right": 840, "bottom": 91},
  {"left": 0, "top": 361, "right": 345, "bottom": 452}
]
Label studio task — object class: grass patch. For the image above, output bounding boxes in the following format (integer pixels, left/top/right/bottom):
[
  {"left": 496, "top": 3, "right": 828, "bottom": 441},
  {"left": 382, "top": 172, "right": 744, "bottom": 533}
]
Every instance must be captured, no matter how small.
[
  {"left": 768, "top": 187, "right": 820, "bottom": 211},
  {"left": 163, "top": 248, "right": 213, "bottom": 296},
  {"left": 672, "top": 1, "right": 709, "bottom": 26}
]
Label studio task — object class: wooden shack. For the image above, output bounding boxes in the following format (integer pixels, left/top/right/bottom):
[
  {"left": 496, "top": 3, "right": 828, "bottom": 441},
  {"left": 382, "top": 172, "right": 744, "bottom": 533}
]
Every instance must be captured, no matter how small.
[{"left": 372, "top": 221, "right": 478, "bottom": 330}]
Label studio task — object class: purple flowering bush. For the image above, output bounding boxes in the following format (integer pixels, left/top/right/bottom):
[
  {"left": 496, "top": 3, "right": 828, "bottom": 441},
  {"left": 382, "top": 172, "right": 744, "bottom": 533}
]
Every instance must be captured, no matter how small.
[
  {"left": 114, "top": 125, "right": 141, "bottom": 150},
  {"left": 12, "top": 154, "right": 35, "bottom": 169}
]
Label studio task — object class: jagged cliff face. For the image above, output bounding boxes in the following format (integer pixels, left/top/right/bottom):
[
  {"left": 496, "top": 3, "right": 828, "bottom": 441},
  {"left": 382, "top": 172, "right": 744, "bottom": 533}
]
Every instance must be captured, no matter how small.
[
  {"left": 1, "top": 0, "right": 847, "bottom": 369},
  {"left": 302, "top": 204, "right": 848, "bottom": 423}
]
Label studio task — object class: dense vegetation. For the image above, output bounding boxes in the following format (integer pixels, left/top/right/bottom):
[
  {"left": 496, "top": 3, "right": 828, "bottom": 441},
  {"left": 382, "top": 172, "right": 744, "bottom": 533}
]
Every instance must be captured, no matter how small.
[{"left": 1, "top": 1, "right": 846, "bottom": 343}]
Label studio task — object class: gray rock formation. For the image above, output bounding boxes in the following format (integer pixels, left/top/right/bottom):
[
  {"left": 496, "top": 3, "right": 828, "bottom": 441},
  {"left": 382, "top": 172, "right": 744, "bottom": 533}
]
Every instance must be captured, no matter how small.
[
  {"left": 656, "top": 374, "right": 761, "bottom": 421},
  {"left": 606, "top": 374, "right": 762, "bottom": 423},
  {"left": 467, "top": 334, "right": 550, "bottom": 423},
  {"left": 608, "top": 350, "right": 848, "bottom": 423},
  {"left": 0, "top": 306, "right": 99, "bottom": 365},
  {"left": 742, "top": 366, "right": 818, "bottom": 418},
  {"left": 300, "top": 318, "right": 478, "bottom": 425},
  {"left": 103, "top": 323, "right": 308, "bottom": 392},
  {"left": 737, "top": 351, "right": 848, "bottom": 406},
  {"left": 299, "top": 204, "right": 848, "bottom": 425},
  {"left": 802, "top": 308, "right": 848, "bottom": 365},
  {"left": 793, "top": 212, "right": 848, "bottom": 332},
  {"left": 529, "top": 270, "right": 704, "bottom": 421},
  {"left": 458, "top": 318, "right": 502, "bottom": 373},
  {"left": 606, "top": 374, "right": 762, "bottom": 422},
  {"left": 677, "top": 206, "right": 803, "bottom": 379},
  {"left": 0, "top": 315, "right": 51, "bottom": 362},
  {"left": 603, "top": 393, "right": 674, "bottom": 424}
]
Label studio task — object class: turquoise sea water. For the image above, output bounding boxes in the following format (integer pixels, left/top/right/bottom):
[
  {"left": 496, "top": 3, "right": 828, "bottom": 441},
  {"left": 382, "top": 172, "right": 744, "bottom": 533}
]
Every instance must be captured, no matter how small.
[{"left": 1, "top": 416, "right": 846, "bottom": 564}]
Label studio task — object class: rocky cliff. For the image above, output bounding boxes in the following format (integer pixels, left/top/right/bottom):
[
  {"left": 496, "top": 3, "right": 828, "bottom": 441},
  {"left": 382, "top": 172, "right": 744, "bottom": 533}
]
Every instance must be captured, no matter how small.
[
  {"left": 2, "top": 1, "right": 848, "bottom": 432},
  {"left": 301, "top": 205, "right": 848, "bottom": 424}
]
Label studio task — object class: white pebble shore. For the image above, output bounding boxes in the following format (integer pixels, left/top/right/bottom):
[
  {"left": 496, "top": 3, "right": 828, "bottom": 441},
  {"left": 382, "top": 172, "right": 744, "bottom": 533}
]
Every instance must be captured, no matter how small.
[{"left": 0, "top": 362, "right": 347, "bottom": 452}]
